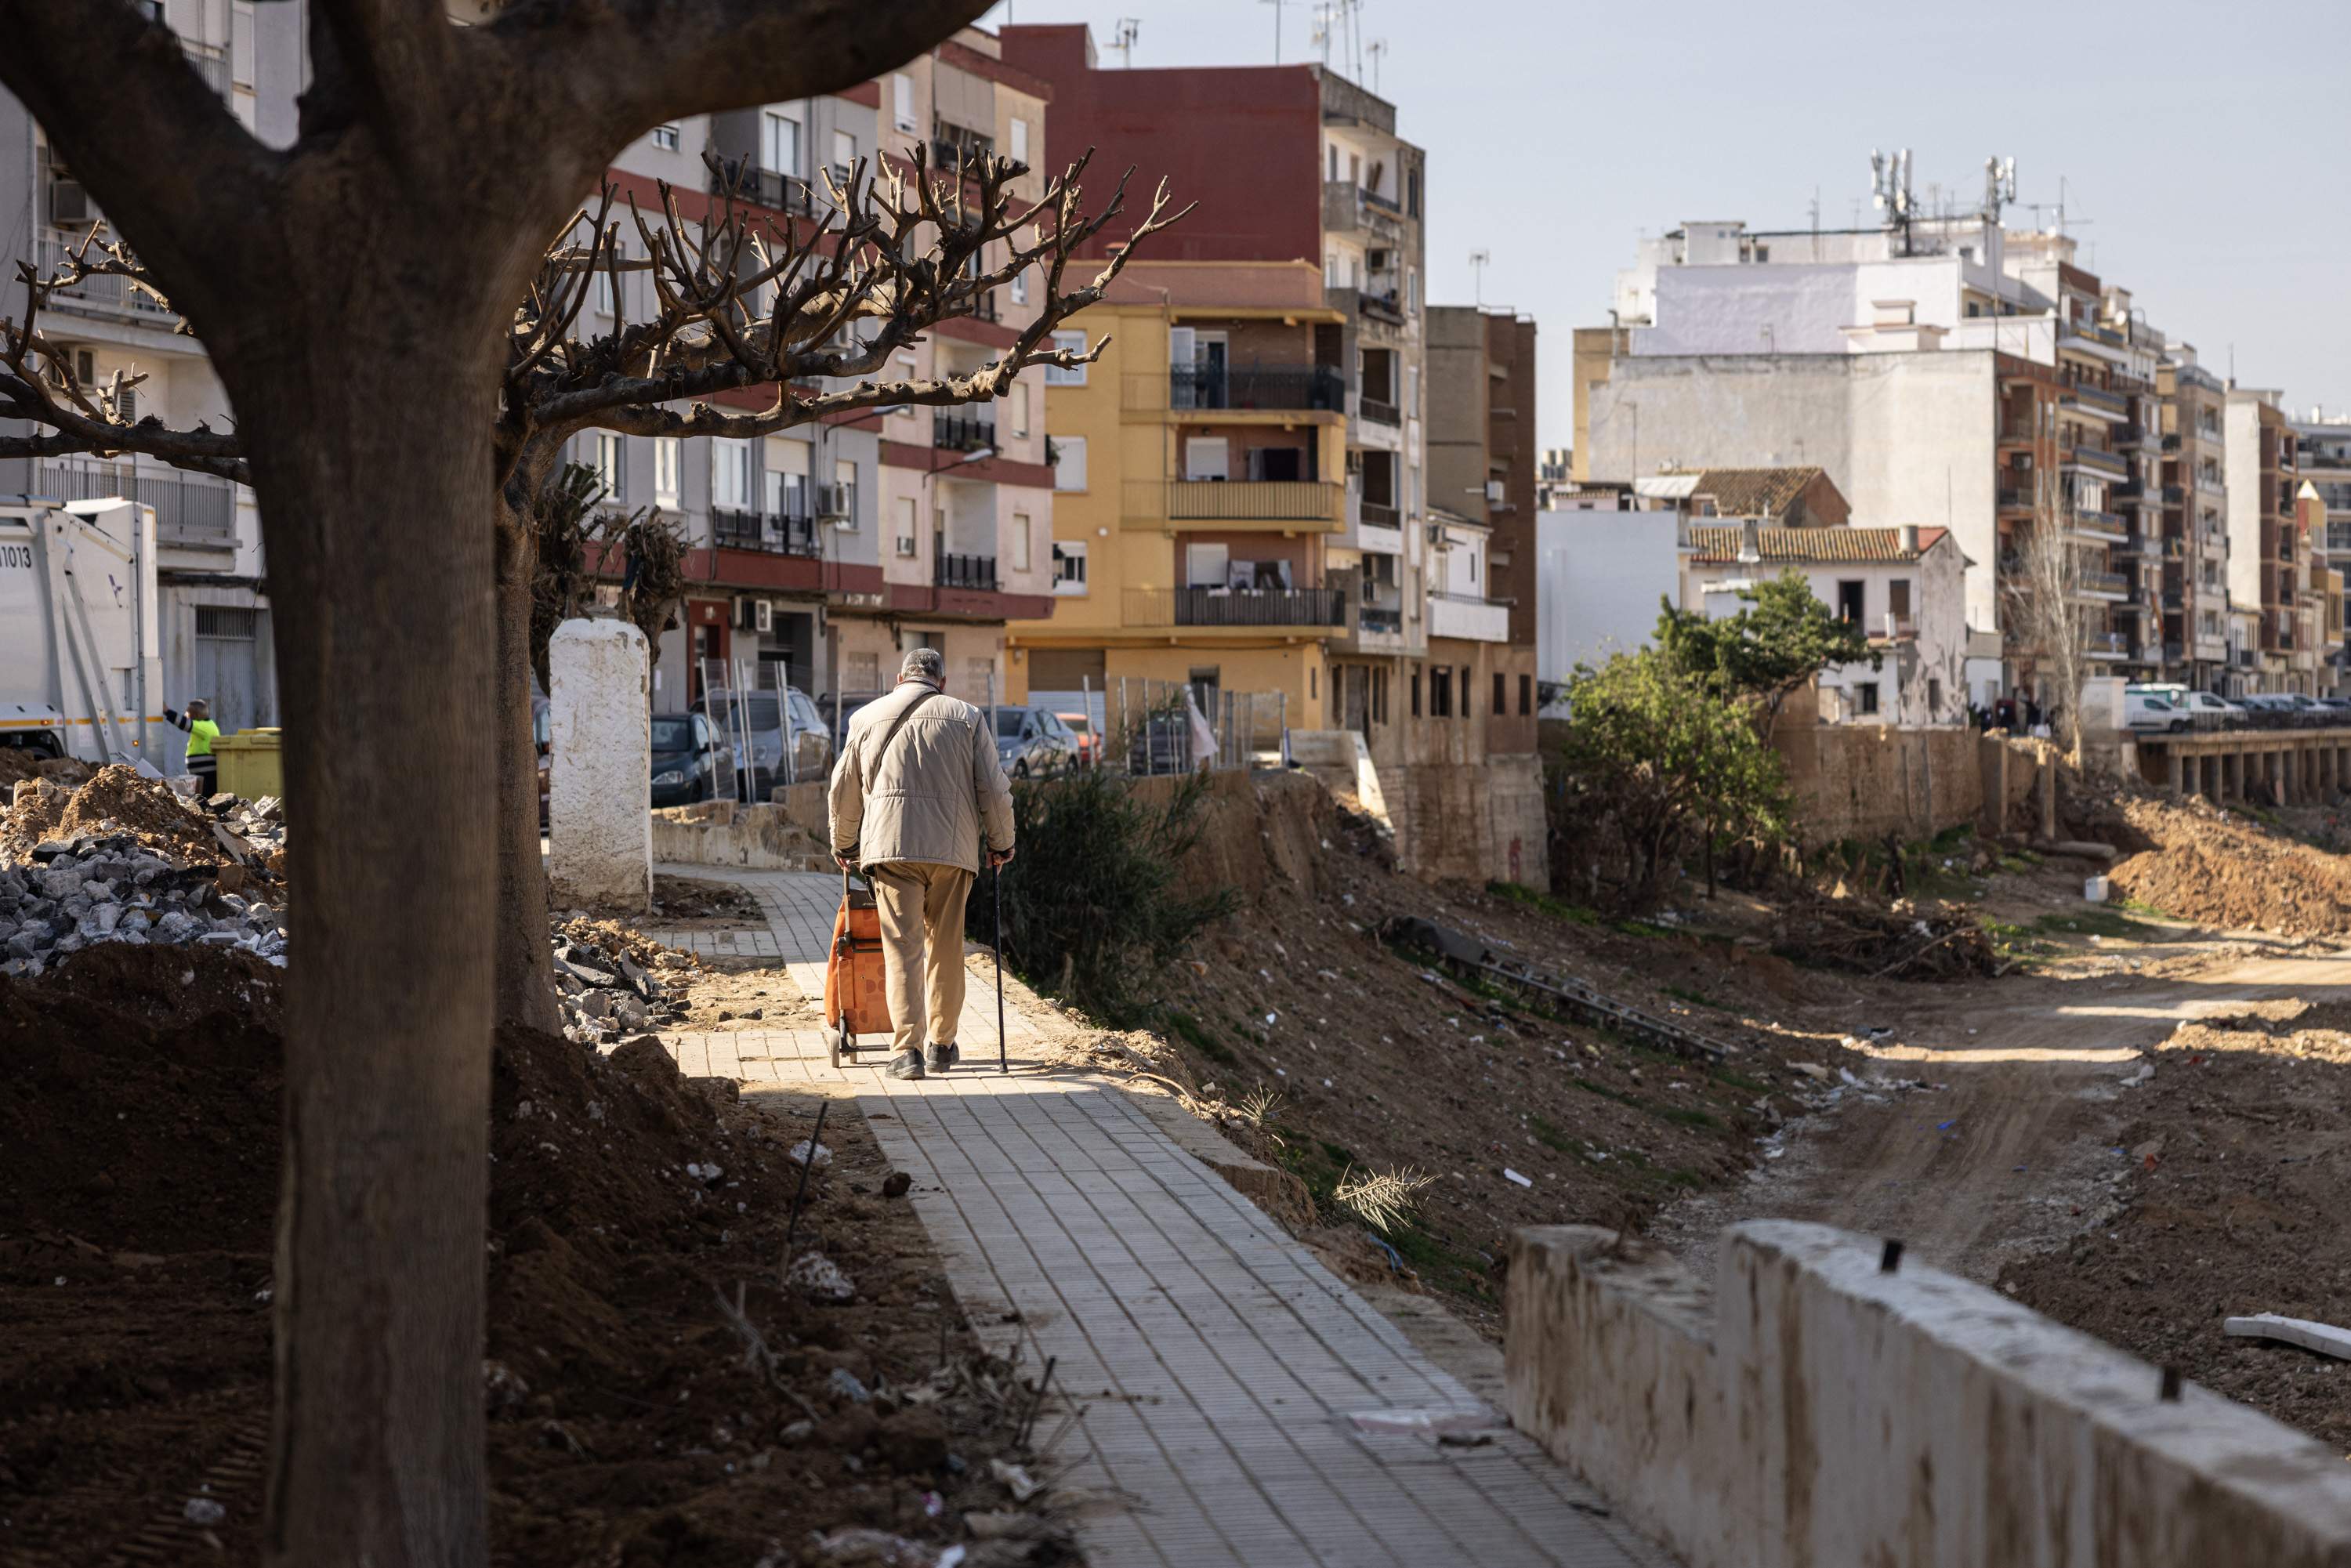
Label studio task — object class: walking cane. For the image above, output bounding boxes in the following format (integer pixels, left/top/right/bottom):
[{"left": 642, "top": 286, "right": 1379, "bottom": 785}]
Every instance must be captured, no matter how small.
[{"left": 994, "top": 857, "right": 1008, "bottom": 1076}]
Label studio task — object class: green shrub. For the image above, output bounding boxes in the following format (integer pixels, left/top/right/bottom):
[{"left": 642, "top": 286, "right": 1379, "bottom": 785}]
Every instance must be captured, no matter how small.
[{"left": 969, "top": 769, "right": 1237, "bottom": 1027}]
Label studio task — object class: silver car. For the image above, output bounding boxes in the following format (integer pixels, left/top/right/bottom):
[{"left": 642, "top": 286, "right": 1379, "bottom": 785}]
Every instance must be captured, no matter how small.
[{"left": 994, "top": 704, "right": 1078, "bottom": 779}]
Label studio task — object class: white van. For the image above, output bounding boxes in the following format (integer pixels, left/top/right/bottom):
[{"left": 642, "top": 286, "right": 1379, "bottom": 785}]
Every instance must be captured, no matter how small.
[{"left": 2122, "top": 689, "right": 2189, "bottom": 733}]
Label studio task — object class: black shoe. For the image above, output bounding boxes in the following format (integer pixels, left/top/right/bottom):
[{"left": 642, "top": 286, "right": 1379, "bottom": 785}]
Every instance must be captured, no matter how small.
[
  {"left": 886, "top": 1049, "right": 926, "bottom": 1081},
  {"left": 926, "top": 1041, "right": 960, "bottom": 1074}
]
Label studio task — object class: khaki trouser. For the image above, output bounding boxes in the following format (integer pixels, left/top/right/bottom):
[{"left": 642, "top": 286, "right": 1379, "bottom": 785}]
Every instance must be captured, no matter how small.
[{"left": 869, "top": 860, "right": 973, "bottom": 1056}]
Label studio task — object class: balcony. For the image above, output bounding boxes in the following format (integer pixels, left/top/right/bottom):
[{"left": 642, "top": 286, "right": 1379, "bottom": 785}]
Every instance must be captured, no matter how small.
[
  {"left": 933, "top": 411, "right": 996, "bottom": 453},
  {"left": 929, "top": 124, "right": 995, "bottom": 172},
  {"left": 708, "top": 160, "right": 817, "bottom": 216},
  {"left": 33, "top": 234, "right": 176, "bottom": 319},
  {"left": 1998, "top": 418, "right": 2038, "bottom": 444},
  {"left": 2061, "top": 322, "right": 2128, "bottom": 353},
  {"left": 1358, "top": 395, "right": 1400, "bottom": 427},
  {"left": 1997, "top": 486, "right": 2034, "bottom": 511},
  {"left": 2062, "top": 382, "right": 2129, "bottom": 417},
  {"left": 2162, "top": 433, "right": 2182, "bottom": 452},
  {"left": 2067, "top": 444, "right": 2128, "bottom": 477},
  {"left": 2078, "top": 570, "right": 2130, "bottom": 599},
  {"left": 1165, "top": 364, "right": 1345, "bottom": 414},
  {"left": 36, "top": 458, "right": 236, "bottom": 547},
  {"left": 935, "top": 552, "right": 998, "bottom": 592},
  {"left": 1322, "top": 179, "right": 1406, "bottom": 241},
  {"left": 2087, "top": 631, "right": 2131, "bottom": 659},
  {"left": 1429, "top": 592, "right": 1509, "bottom": 643},
  {"left": 1121, "top": 586, "right": 1346, "bottom": 629},
  {"left": 711, "top": 506, "right": 818, "bottom": 557},
  {"left": 1358, "top": 498, "right": 1400, "bottom": 528},
  {"left": 2068, "top": 511, "right": 2128, "bottom": 541},
  {"left": 1129, "top": 479, "right": 1345, "bottom": 527}
]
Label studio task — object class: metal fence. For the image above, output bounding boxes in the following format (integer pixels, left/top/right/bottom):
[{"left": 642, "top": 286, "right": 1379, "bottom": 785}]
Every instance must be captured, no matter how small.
[{"left": 1060, "top": 677, "right": 1289, "bottom": 775}]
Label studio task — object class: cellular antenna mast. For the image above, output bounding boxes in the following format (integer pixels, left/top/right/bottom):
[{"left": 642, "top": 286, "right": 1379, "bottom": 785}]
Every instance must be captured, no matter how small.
[
  {"left": 1109, "top": 17, "right": 1141, "bottom": 67},
  {"left": 1982, "top": 155, "right": 2017, "bottom": 223}
]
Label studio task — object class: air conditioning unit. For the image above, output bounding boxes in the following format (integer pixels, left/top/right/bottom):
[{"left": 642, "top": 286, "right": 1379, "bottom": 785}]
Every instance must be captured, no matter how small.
[
  {"left": 816, "top": 483, "right": 850, "bottom": 523},
  {"left": 1425, "top": 522, "right": 1447, "bottom": 547},
  {"left": 1484, "top": 480, "right": 1507, "bottom": 504},
  {"left": 754, "top": 599, "right": 773, "bottom": 634},
  {"left": 896, "top": 534, "right": 918, "bottom": 557},
  {"left": 47, "top": 177, "right": 90, "bottom": 227}
]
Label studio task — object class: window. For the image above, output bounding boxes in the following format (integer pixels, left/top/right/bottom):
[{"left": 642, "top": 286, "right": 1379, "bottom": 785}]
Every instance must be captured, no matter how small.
[
  {"left": 1519, "top": 673, "right": 1531, "bottom": 716},
  {"left": 652, "top": 124, "right": 680, "bottom": 152},
  {"left": 1929, "top": 677, "right": 1943, "bottom": 714},
  {"left": 653, "top": 437, "right": 681, "bottom": 509},
  {"left": 1372, "top": 667, "right": 1389, "bottom": 725},
  {"left": 1411, "top": 666, "right": 1422, "bottom": 717},
  {"left": 1858, "top": 683, "right": 1882, "bottom": 716},
  {"left": 1052, "top": 540, "right": 1089, "bottom": 595},
  {"left": 1052, "top": 434, "right": 1087, "bottom": 491},
  {"left": 892, "top": 73, "right": 916, "bottom": 133},
  {"left": 1011, "top": 512, "right": 1032, "bottom": 572},
  {"left": 763, "top": 110, "right": 801, "bottom": 176},
  {"left": 1836, "top": 580, "right": 1865, "bottom": 623},
  {"left": 1009, "top": 116, "right": 1029, "bottom": 165},
  {"left": 831, "top": 129, "right": 857, "bottom": 178},
  {"left": 1186, "top": 542, "right": 1228, "bottom": 588},
  {"left": 833, "top": 458, "right": 857, "bottom": 528},
  {"left": 590, "top": 432, "right": 623, "bottom": 497},
  {"left": 1407, "top": 266, "right": 1419, "bottom": 315},
  {"left": 1043, "top": 329, "right": 1089, "bottom": 386},
  {"left": 595, "top": 265, "right": 616, "bottom": 317},
  {"left": 1010, "top": 382, "right": 1030, "bottom": 438},
  {"left": 196, "top": 605, "right": 259, "bottom": 639},
  {"left": 1348, "top": 152, "right": 1360, "bottom": 185},
  {"left": 1889, "top": 578, "right": 1912, "bottom": 618},
  {"left": 1431, "top": 665, "right": 1453, "bottom": 717},
  {"left": 1407, "top": 166, "right": 1421, "bottom": 218},
  {"left": 1328, "top": 143, "right": 1339, "bottom": 181},
  {"left": 1493, "top": 671, "right": 1506, "bottom": 715},
  {"left": 895, "top": 496, "right": 918, "bottom": 554},
  {"left": 1010, "top": 270, "right": 1028, "bottom": 306},
  {"left": 709, "top": 437, "right": 750, "bottom": 509}
]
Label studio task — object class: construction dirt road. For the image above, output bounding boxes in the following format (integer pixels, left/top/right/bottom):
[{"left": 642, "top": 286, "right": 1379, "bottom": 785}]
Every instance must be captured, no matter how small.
[{"left": 1654, "top": 950, "right": 2351, "bottom": 1290}]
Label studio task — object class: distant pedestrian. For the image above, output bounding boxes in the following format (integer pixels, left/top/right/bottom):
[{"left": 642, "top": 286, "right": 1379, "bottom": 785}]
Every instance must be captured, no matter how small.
[
  {"left": 163, "top": 699, "right": 220, "bottom": 798},
  {"left": 827, "top": 649, "right": 1016, "bottom": 1080}
]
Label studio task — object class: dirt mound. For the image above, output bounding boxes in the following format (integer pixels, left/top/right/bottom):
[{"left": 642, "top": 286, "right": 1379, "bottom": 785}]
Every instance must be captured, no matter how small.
[
  {"left": 2001, "top": 1011, "right": 2351, "bottom": 1449},
  {"left": 1772, "top": 894, "right": 1999, "bottom": 980},
  {"left": 2, "top": 763, "right": 223, "bottom": 865},
  {"left": 1, "top": 973, "right": 1063, "bottom": 1563},
  {"left": 557, "top": 914, "right": 698, "bottom": 973},
  {"left": 0, "top": 748, "right": 92, "bottom": 790},
  {"left": 2090, "top": 794, "right": 2351, "bottom": 937}
]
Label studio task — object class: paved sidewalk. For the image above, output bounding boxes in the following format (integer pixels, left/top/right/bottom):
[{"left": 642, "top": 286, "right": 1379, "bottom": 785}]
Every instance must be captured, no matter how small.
[{"left": 650, "top": 865, "right": 1675, "bottom": 1568}]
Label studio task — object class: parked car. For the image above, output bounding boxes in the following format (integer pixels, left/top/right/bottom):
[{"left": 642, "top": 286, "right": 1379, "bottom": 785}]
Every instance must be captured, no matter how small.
[
  {"left": 713, "top": 686, "right": 833, "bottom": 800},
  {"left": 2315, "top": 696, "right": 2351, "bottom": 724},
  {"left": 2123, "top": 690, "right": 2189, "bottom": 734},
  {"left": 650, "top": 712, "right": 735, "bottom": 806},
  {"left": 1052, "top": 710, "right": 1099, "bottom": 769},
  {"left": 2237, "top": 693, "right": 2306, "bottom": 729},
  {"left": 2166, "top": 690, "right": 2248, "bottom": 728},
  {"left": 994, "top": 705, "right": 1078, "bottom": 778}
]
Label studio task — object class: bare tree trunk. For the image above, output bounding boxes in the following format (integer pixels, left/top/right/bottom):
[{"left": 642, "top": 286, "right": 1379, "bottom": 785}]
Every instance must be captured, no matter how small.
[
  {"left": 494, "top": 495, "right": 560, "bottom": 1034},
  {"left": 234, "top": 301, "right": 507, "bottom": 1568}
]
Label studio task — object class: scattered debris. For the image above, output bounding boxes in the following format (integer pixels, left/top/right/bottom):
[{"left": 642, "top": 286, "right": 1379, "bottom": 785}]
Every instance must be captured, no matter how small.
[
  {"left": 1502, "top": 1168, "right": 1534, "bottom": 1189},
  {"left": 786, "top": 1251, "right": 857, "bottom": 1304},
  {"left": 1772, "top": 893, "right": 1998, "bottom": 981},
  {"left": 2224, "top": 1315, "right": 2351, "bottom": 1363}
]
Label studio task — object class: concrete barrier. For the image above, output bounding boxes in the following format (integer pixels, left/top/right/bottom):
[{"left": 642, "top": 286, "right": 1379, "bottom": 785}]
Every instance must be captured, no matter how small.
[{"left": 1506, "top": 1222, "right": 2351, "bottom": 1568}]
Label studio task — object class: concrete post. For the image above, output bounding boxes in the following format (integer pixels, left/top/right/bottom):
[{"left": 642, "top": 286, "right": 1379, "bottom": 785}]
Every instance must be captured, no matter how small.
[
  {"left": 2224, "top": 751, "right": 2241, "bottom": 802},
  {"left": 2274, "top": 749, "right": 2291, "bottom": 807},
  {"left": 549, "top": 617, "right": 653, "bottom": 911},
  {"left": 2162, "top": 747, "right": 2180, "bottom": 795},
  {"left": 2036, "top": 754, "right": 2057, "bottom": 840}
]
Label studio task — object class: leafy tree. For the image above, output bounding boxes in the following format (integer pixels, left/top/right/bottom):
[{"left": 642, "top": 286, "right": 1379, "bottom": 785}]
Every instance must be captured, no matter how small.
[
  {"left": 1655, "top": 568, "right": 1882, "bottom": 730},
  {"left": 1552, "top": 649, "right": 1790, "bottom": 911}
]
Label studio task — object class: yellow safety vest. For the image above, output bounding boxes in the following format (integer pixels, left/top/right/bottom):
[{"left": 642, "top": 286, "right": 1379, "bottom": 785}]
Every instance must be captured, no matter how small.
[{"left": 187, "top": 719, "right": 220, "bottom": 758}]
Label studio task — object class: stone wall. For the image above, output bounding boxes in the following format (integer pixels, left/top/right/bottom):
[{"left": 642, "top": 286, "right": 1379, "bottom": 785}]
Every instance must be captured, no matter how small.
[
  {"left": 1286, "top": 730, "right": 1545, "bottom": 889},
  {"left": 548, "top": 619, "right": 650, "bottom": 909},
  {"left": 1507, "top": 1222, "right": 2351, "bottom": 1568}
]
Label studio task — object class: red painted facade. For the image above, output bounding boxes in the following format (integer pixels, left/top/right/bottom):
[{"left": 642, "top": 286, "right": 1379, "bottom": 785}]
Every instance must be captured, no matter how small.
[{"left": 1000, "top": 26, "right": 1323, "bottom": 265}]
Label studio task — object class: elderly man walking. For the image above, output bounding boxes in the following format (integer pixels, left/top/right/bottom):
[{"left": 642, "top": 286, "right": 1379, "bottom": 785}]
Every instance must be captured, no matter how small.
[{"left": 828, "top": 649, "right": 1016, "bottom": 1079}]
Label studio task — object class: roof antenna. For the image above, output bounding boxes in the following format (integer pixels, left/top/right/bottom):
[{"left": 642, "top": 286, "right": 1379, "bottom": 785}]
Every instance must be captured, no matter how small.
[
  {"left": 1469, "top": 248, "right": 1491, "bottom": 310},
  {"left": 1367, "top": 38, "right": 1387, "bottom": 92},
  {"left": 1108, "top": 16, "right": 1140, "bottom": 67}
]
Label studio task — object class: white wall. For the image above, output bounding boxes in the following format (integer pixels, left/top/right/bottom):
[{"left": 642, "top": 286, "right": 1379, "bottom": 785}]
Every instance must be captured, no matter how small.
[
  {"left": 1589, "top": 351, "right": 2000, "bottom": 636},
  {"left": 1536, "top": 508, "right": 1679, "bottom": 686},
  {"left": 1632, "top": 255, "right": 1972, "bottom": 359}
]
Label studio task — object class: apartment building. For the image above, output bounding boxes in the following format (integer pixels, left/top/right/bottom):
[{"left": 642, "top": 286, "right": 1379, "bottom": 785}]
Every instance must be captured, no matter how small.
[
  {"left": 2295, "top": 410, "right": 2351, "bottom": 556},
  {"left": 576, "top": 27, "right": 1057, "bottom": 711},
  {"left": 2157, "top": 347, "right": 2233, "bottom": 691},
  {"left": 1425, "top": 306, "right": 1538, "bottom": 756},
  {"left": 1580, "top": 202, "right": 2197, "bottom": 706},
  {"left": 2226, "top": 389, "right": 2317, "bottom": 692},
  {"left": 0, "top": 2, "right": 302, "bottom": 732}
]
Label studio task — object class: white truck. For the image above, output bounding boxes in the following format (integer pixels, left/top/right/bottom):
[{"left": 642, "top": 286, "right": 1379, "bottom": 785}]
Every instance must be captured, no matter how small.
[{"left": 1, "top": 497, "right": 165, "bottom": 770}]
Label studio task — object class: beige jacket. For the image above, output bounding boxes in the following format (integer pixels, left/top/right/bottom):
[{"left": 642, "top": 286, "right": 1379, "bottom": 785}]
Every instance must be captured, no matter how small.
[{"left": 828, "top": 682, "right": 1016, "bottom": 874}]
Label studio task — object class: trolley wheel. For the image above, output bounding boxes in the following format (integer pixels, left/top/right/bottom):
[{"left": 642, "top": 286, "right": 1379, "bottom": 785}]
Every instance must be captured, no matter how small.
[{"left": 826, "top": 1026, "right": 845, "bottom": 1070}]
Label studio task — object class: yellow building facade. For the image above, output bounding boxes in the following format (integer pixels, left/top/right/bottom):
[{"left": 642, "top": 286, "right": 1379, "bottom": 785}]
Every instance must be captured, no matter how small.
[{"left": 1006, "top": 264, "right": 1352, "bottom": 731}]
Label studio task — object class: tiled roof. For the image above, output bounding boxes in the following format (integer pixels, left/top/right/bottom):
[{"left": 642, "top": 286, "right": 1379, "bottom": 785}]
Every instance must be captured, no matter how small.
[
  {"left": 1663, "top": 466, "right": 1827, "bottom": 520},
  {"left": 1685, "top": 524, "right": 1950, "bottom": 565}
]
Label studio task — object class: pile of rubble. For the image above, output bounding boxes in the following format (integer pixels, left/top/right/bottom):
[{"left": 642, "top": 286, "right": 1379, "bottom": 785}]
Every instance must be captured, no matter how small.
[
  {"left": 0, "top": 768, "right": 288, "bottom": 979},
  {"left": 549, "top": 917, "right": 694, "bottom": 1045}
]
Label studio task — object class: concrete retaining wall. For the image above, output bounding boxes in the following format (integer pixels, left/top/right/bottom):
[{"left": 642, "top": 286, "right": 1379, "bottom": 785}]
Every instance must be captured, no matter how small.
[
  {"left": 1506, "top": 1222, "right": 2351, "bottom": 1568},
  {"left": 1286, "top": 730, "right": 1545, "bottom": 889},
  {"left": 651, "top": 798, "right": 824, "bottom": 871},
  {"left": 1774, "top": 722, "right": 1984, "bottom": 847}
]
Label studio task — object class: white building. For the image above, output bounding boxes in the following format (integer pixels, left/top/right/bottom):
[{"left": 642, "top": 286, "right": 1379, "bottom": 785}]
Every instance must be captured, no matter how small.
[
  {"left": 1679, "top": 520, "right": 1970, "bottom": 726},
  {"left": 1534, "top": 504, "right": 1679, "bottom": 706}
]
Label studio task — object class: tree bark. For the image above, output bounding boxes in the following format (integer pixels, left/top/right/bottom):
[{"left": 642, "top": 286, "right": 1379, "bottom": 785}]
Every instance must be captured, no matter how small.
[
  {"left": 225, "top": 252, "right": 526, "bottom": 1568},
  {"left": 494, "top": 494, "right": 560, "bottom": 1034}
]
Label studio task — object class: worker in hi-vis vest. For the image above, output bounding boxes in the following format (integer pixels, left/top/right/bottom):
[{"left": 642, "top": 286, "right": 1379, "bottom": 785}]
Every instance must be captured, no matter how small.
[{"left": 163, "top": 699, "right": 220, "bottom": 798}]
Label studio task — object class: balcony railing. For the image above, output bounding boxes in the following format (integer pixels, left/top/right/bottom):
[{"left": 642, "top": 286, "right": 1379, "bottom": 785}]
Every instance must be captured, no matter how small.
[
  {"left": 1322, "top": 179, "right": 1406, "bottom": 239},
  {"left": 1997, "top": 486, "right": 2034, "bottom": 510},
  {"left": 1358, "top": 396, "right": 1400, "bottom": 426},
  {"left": 1122, "top": 586, "right": 1346, "bottom": 628},
  {"left": 1138, "top": 479, "right": 1344, "bottom": 524},
  {"left": 711, "top": 506, "right": 819, "bottom": 557},
  {"left": 2080, "top": 570, "right": 2130, "bottom": 596},
  {"left": 1428, "top": 592, "right": 1510, "bottom": 643},
  {"left": 37, "top": 458, "right": 236, "bottom": 545},
  {"left": 708, "top": 161, "right": 818, "bottom": 216},
  {"left": 34, "top": 234, "right": 176, "bottom": 317},
  {"left": 2067, "top": 444, "right": 2128, "bottom": 476},
  {"left": 2088, "top": 632, "right": 2130, "bottom": 657},
  {"left": 936, "top": 552, "right": 998, "bottom": 591},
  {"left": 930, "top": 125, "right": 995, "bottom": 171},
  {"left": 1359, "top": 498, "right": 1400, "bottom": 528},
  {"left": 933, "top": 411, "right": 996, "bottom": 452},
  {"left": 1168, "top": 364, "right": 1345, "bottom": 413},
  {"left": 2069, "top": 511, "right": 2128, "bottom": 539}
]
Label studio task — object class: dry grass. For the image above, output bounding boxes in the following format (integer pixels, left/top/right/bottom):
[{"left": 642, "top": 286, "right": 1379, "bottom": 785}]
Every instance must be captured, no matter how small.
[{"left": 1331, "top": 1164, "right": 1436, "bottom": 1235}]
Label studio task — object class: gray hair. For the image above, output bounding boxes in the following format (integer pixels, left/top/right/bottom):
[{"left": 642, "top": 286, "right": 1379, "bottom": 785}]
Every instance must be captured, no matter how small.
[{"left": 899, "top": 647, "right": 946, "bottom": 684}]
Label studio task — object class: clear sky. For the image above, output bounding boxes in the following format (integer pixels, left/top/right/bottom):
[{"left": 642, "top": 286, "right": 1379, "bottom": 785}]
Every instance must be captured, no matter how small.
[{"left": 981, "top": 0, "right": 2351, "bottom": 453}]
